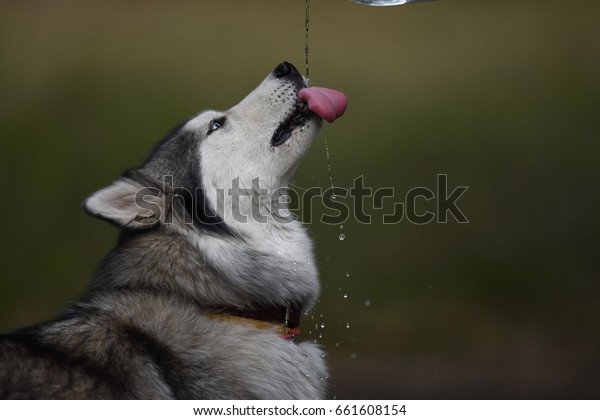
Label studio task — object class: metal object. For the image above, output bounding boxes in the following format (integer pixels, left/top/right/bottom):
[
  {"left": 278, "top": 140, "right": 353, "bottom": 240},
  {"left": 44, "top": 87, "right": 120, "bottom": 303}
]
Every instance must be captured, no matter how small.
[{"left": 351, "top": 0, "right": 436, "bottom": 6}]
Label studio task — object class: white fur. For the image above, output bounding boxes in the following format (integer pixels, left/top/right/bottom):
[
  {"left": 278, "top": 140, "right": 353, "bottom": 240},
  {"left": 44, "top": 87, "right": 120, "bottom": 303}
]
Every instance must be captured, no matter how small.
[{"left": 180, "top": 70, "right": 322, "bottom": 309}]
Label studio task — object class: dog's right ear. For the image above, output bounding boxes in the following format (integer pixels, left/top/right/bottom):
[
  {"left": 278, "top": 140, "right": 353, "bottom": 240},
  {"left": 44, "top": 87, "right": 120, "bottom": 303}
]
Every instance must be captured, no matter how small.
[{"left": 83, "top": 178, "right": 165, "bottom": 229}]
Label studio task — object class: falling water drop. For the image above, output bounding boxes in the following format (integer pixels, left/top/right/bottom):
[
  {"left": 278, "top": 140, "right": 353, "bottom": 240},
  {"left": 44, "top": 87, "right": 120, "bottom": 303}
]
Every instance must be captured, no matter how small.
[
  {"left": 304, "top": 0, "right": 310, "bottom": 82},
  {"left": 345, "top": 322, "right": 351, "bottom": 329},
  {"left": 339, "top": 234, "right": 345, "bottom": 241},
  {"left": 324, "top": 136, "right": 335, "bottom": 193}
]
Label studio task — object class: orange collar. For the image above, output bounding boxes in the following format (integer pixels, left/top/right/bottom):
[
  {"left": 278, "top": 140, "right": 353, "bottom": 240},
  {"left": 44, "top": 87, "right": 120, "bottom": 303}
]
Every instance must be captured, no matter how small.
[{"left": 206, "top": 304, "right": 302, "bottom": 340}]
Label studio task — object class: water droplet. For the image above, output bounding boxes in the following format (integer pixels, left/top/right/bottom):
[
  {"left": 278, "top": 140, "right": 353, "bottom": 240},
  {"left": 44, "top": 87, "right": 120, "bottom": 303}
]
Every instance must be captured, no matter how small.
[
  {"left": 339, "top": 225, "right": 344, "bottom": 230},
  {"left": 332, "top": 194, "right": 337, "bottom": 201},
  {"left": 350, "top": 353, "right": 357, "bottom": 360},
  {"left": 304, "top": 310, "right": 311, "bottom": 316},
  {"left": 345, "top": 322, "right": 351, "bottom": 329},
  {"left": 339, "top": 234, "right": 345, "bottom": 241},
  {"left": 277, "top": 250, "right": 284, "bottom": 255},
  {"left": 313, "top": 339, "right": 318, "bottom": 344},
  {"left": 320, "top": 322, "right": 326, "bottom": 328},
  {"left": 318, "top": 333, "right": 323, "bottom": 339},
  {"left": 321, "top": 353, "right": 326, "bottom": 358},
  {"left": 364, "top": 299, "right": 371, "bottom": 307},
  {"left": 343, "top": 293, "right": 348, "bottom": 299},
  {"left": 335, "top": 342, "right": 340, "bottom": 347},
  {"left": 345, "top": 272, "right": 350, "bottom": 278}
]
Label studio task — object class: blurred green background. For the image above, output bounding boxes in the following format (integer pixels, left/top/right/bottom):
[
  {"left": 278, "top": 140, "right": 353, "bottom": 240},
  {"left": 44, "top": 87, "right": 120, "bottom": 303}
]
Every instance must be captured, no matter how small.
[{"left": 1, "top": 0, "right": 599, "bottom": 398}]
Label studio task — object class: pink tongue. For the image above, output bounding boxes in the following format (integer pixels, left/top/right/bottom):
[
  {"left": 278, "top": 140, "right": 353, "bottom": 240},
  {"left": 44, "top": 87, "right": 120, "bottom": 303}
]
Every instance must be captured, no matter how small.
[{"left": 297, "top": 87, "right": 347, "bottom": 123}]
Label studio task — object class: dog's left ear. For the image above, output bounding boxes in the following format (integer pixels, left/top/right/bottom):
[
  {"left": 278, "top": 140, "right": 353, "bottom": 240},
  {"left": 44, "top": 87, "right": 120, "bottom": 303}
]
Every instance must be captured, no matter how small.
[{"left": 83, "top": 177, "right": 165, "bottom": 229}]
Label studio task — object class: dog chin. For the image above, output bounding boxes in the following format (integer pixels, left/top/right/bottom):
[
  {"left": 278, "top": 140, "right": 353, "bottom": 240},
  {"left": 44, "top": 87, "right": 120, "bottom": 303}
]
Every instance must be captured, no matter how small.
[{"left": 271, "top": 97, "right": 319, "bottom": 146}]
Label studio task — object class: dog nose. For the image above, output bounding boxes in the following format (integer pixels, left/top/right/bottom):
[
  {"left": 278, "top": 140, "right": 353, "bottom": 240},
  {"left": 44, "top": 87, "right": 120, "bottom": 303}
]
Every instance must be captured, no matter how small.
[{"left": 272, "top": 61, "right": 298, "bottom": 78}]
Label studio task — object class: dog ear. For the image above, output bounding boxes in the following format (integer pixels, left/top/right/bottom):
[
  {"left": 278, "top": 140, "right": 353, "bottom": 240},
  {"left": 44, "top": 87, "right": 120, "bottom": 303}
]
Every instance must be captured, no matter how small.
[{"left": 83, "top": 178, "right": 165, "bottom": 229}]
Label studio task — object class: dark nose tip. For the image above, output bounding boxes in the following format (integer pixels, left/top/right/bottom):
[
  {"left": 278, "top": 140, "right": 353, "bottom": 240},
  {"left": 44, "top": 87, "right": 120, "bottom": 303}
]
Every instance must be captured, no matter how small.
[{"left": 272, "top": 61, "right": 298, "bottom": 78}]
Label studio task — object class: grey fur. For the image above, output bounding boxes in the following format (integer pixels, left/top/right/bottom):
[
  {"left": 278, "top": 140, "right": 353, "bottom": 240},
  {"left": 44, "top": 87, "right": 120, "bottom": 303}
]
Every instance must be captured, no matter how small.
[{"left": 0, "top": 62, "right": 327, "bottom": 399}]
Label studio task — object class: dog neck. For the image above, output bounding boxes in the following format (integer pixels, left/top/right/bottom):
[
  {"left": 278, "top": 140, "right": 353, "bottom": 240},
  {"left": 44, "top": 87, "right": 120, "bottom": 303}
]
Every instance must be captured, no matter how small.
[
  {"left": 171, "top": 176, "right": 320, "bottom": 311},
  {"left": 177, "top": 218, "right": 320, "bottom": 311},
  {"left": 202, "top": 176, "right": 298, "bottom": 235}
]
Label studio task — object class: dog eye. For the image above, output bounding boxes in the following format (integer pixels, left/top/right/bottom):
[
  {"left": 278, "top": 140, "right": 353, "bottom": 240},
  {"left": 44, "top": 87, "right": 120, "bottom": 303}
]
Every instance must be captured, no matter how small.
[{"left": 208, "top": 117, "right": 226, "bottom": 135}]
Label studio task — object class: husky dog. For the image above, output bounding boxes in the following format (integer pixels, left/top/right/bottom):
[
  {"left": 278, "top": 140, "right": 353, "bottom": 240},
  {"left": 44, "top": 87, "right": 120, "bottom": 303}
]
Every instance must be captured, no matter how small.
[{"left": 0, "top": 62, "right": 347, "bottom": 399}]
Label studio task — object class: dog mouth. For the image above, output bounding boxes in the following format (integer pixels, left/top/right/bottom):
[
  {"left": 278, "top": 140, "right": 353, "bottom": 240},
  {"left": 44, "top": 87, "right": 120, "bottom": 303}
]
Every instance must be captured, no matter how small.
[
  {"left": 271, "top": 104, "right": 314, "bottom": 147},
  {"left": 270, "top": 82, "right": 347, "bottom": 147}
]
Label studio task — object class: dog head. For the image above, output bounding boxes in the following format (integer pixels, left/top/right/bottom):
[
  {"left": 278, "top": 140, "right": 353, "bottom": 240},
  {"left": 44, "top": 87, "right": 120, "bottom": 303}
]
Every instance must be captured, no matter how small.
[{"left": 83, "top": 62, "right": 346, "bottom": 233}]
